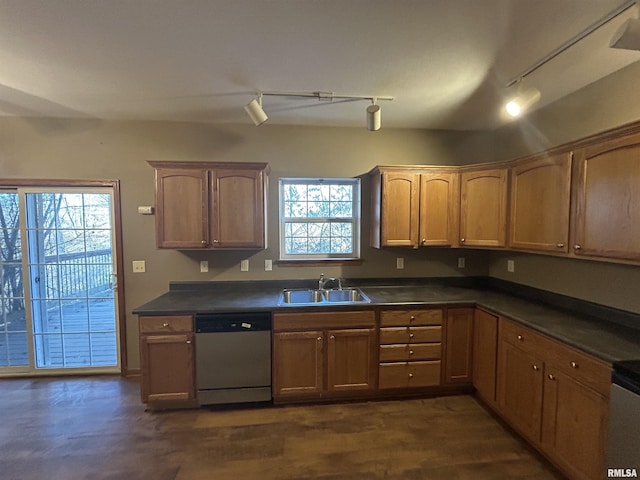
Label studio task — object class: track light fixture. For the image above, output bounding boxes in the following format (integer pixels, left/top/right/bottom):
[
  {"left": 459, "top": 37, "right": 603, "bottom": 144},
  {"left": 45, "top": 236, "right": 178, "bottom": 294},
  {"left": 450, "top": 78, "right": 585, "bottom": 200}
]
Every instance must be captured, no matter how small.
[
  {"left": 244, "top": 94, "right": 268, "bottom": 126},
  {"left": 244, "top": 91, "right": 393, "bottom": 130},
  {"left": 505, "top": 86, "right": 541, "bottom": 118}
]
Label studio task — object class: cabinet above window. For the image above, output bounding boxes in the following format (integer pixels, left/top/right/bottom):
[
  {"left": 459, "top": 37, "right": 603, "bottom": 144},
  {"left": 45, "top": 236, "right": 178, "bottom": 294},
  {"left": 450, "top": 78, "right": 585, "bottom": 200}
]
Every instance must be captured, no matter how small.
[{"left": 148, "top": 161, "right": 269, "bottom": 250}]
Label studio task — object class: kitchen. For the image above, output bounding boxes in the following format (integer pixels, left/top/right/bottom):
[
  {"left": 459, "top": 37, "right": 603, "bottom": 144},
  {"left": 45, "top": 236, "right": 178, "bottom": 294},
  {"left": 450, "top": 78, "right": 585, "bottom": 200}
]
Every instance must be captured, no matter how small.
[{"left": 2, "top": 1, "right": 640, "bottom": 479}]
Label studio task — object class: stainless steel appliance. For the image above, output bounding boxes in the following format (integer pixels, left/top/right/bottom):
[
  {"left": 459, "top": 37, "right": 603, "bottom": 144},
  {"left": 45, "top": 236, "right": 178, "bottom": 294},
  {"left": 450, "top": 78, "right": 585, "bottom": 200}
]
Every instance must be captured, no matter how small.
[
  {"left": 195, "top": 312, "right": 271, "bottom": 405},
  {"left": 606, "top": 360, "right": 640, "bottom": 475}
]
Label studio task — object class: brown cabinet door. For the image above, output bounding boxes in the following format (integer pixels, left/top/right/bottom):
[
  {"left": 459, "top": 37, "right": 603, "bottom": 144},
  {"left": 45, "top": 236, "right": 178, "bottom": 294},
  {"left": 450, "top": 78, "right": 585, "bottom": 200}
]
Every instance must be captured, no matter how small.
[
  {"left": 419, "top": 172, "right": 459, "bottom": 246},
  {"left": 509, "top": 153, "right": 572, "bottom": 253},
  {"left": 460, "top": 168, "right": 507, "bottom": 247},
  {"left": 497, "top": 340, "right": 544, "bottom": 443},
  {"left": 272, "top": 331, "right": 323, "bottom": 399},
  {"left": 472, "top": 309, "right": 498, "bottom": 404},
  {"left": 211, "top": 168, "right": 266, "bottom": 248},
  {"left": 326, "top": 328, "right": 376, "bottom": 393},
  {"left": 155, "top": 168, "right": 209, "bottom": 248},
  {"left": 140, "top": 332, "right": 195, "bottom": 403},
  {"left": 541, "top": 369, "right": 608, "bottom": 480},
  {"left": 573, "top": 131, "right": 640, "bottom": 260},
  {"left": 443, "top": 308, "right": 473, "bottom": 384},
  {"left": 380, "top": 172, "right": 420, "bottom": 247}
]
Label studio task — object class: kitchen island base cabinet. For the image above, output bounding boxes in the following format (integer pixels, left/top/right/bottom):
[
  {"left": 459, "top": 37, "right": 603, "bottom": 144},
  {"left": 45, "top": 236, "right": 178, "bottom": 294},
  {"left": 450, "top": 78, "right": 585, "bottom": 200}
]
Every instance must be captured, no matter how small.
[
  {"left": 272, "top": 311, "right": 376, "bottom": 402},
  {"left": 139, "top": 315, "right": 195, "bottom": 406}
]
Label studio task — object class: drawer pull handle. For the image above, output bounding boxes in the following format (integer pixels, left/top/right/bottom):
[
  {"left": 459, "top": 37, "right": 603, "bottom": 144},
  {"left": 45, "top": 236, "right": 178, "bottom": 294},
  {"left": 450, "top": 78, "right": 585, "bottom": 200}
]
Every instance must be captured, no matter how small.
[
  {"left": 409, "top": 333, "right": 414, "bottom": 339},
  {"left": 532, "top": 365, "right": 539, "bottom": 371},
  {"left": 517, "top": 335, "right": 523, "bottom": 341},
  {"left": 409, "top": 350, "right": 414, "bottom": 356},
  {"left": 570, "top": 361, "right": 578, "bottom": 369},
  {"left": 186, "top": 340, "right": 192, "bottom": 344},
  {"left": 548, "top": 374, "right": 556, "bottom": 380},
  {"left": 162, "top": 322, "right": 169, "bottom": 328},
  {"left": 408, "top": 373, "right": 414, "bottom": 378},
  {"left": 410, "top": 315, "right": 416, "bottom": 321}
]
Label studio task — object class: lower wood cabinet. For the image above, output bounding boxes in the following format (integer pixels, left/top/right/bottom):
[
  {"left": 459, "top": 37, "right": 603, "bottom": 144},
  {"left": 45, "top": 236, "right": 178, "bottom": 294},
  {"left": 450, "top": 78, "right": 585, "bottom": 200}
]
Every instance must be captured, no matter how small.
[
  {"left": 443, "top": 307, "right": 474, "bottom": 384},
  {"left": 139, "top": 315, "right": 195, "bottom": 405},
  {"left": 272, "top": 311, "right": 376, "bottom": 401},
  {"left": 472, "top": 308, "right": 498, "bottom": 405},
  {"left": 496, "top": 317, "right": 611, "bottom": 480},
  {"left": 378, "top": 308, "right": 443, "bottom": 389}
]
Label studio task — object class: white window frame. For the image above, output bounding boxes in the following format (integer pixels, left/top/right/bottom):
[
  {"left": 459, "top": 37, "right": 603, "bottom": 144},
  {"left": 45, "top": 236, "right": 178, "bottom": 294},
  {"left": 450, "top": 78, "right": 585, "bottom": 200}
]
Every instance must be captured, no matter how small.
[{"left": 278, "top": 178, "right": 361, "bottom": 261}]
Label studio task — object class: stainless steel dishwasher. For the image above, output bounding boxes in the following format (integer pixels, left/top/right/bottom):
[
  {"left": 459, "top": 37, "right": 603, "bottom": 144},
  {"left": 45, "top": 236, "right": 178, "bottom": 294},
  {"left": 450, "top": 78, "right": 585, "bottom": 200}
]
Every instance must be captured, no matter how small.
[
  {"left": 606, "top": 360, "right": 640, "bottom": 476},
  {"left": 195, "top": 311, "right": 271, "bottom": 405}
]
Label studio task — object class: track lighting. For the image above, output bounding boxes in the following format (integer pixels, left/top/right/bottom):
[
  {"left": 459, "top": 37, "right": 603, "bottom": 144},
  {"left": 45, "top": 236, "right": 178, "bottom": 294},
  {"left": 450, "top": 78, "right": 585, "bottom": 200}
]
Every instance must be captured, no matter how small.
[
  {"left": 505, "top": 88, "right": 541, "bottom": 118},
  {"left": 244, "top": 91, "right": 392, "bottom": 130},
  {"left": 366, "top": 101, "right": 381, "bottom": 131},
  {"left": 244, "top": 94, "right": 268, "bottom": 126}
]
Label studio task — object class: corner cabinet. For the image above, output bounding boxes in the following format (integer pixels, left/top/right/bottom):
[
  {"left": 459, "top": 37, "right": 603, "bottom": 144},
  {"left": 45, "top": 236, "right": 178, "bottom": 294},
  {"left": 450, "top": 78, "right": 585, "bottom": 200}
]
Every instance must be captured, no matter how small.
[
  {"left": 442, "top": 307, "right": 474, "bottom": 385},
  {"left": 459, "top": 166, "right": 508, "bottom": 248},
  {"left": 472, "top": 309, "right": 499, "bottom": 407},
  {"left": 572, "top": 131, "right": 640, "bottom": 261},
  {"left": 149, "top": 161, "right": 269, "bottom": 249},
  {"left": 509, "top": 153, "right": 572, "bottom": 253},
  {"left": 139, "top": 315, "right": 195, "bottom": 406},
  {"left": 369, "top": 167, "right": 459, "bottom": 248},
  {"left": 272, "top": 311, "right": 376, "bottom": 402}
]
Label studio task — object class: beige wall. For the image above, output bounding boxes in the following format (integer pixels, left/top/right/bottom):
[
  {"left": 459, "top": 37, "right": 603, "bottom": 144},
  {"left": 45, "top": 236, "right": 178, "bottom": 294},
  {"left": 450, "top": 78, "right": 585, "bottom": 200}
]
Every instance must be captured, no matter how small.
[
  {"left": 0, "top": 118, "right": 492, "bottom": 370},
  {"left": 488, "top": 60, "right": 640, "bottom": 314}
]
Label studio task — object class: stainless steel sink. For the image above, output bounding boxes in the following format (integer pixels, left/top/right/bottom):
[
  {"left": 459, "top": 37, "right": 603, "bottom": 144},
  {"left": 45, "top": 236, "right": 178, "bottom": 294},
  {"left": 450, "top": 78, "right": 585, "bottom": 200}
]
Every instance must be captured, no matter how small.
[{"left": 278, "top": 288, "right": 371, "bottom": 306}]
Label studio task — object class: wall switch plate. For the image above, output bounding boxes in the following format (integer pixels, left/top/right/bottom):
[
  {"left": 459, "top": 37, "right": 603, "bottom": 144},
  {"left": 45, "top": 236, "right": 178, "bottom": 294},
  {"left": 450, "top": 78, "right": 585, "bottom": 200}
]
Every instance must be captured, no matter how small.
[
  {"left": 241, "top": 259, "right": 249, "bottom": 272},
  {"left": 396, "top": 257, "right": 404, "bottom": 269},
  {"left": 457, "top": 257, "right": 466, "bottom": 269},
  {"left": 265, "top": 259, "right": 272, "bottom": 271},
  {"left": 200, "top": 260, "right": 208, "bottom": 273},
  {"left": 137, "top": 206, "right": 154, "bottom": 215},
  {"left": 132, "top": 260, "right": 146, "bottom": 273},
  {"left": 507, "top": 259, "right": 515, "bottom": 273}
]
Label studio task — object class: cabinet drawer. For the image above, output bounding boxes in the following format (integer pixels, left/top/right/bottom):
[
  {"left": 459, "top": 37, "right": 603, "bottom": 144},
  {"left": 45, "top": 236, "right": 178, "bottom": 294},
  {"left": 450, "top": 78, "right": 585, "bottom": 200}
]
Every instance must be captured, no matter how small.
[
  {"left": 379, "top": 361, "right": 441, "bottom": 389},
  {"left": 380, "top": 309, "right": 443, "bottom": 327},
  {"left": 380, "top": 326, "right": 441, "bottom": 344},
  {"left": 500, "top": 318, "right": 548, "bottom": 354},
  {"left": 139, "top": 315, "right": 193, "bottom": 334},
  {"left": 379, "top": 343, "right": 441, "bottom": 362},
  {"left": 545, "top": 340, "right": 612, "bottom": 396}
]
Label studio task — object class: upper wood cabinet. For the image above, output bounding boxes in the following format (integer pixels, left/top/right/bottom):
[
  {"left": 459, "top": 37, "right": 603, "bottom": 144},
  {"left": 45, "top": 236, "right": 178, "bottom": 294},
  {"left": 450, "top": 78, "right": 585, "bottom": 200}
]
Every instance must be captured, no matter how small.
[
  {"left": 572, "top": 131, "right": 640, "bottom": 261},
  {"left": 460, "top": 167, "right": 508, "bottom": 247},
  {"left": 369, "top": 167, "right": 459, "bottom": 248},
  {"left": 509, "top": 153, "right": 572, "bottom": 253},
  {"left": 149, "top": 161, "right": 269, "bottom": 249}
]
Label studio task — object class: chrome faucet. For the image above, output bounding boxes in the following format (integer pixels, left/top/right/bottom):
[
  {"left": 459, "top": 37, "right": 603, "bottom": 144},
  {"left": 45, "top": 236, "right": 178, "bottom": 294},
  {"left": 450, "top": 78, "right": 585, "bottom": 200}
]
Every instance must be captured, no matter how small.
[{"left": 318, "top": 273, "right": 342, "bottom": 290}]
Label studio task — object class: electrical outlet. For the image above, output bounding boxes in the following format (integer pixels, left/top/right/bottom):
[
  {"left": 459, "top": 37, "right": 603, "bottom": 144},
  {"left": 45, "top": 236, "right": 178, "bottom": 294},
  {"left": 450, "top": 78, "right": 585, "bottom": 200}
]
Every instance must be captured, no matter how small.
[
  {"left": 200, "top": 260, "right": 208, "bottom": 273},
  {"left": 265, "top": 259, "right": 272, "bottom": 271},
  {"left": 457, "top": 257, "right": 466, "bottom": 269},
  {"left": 507, "top": 259, "right": 515, "bottom": 273},
  {"left": 396, "top": 257, "right": 404, "bottom": 269},
  {"left": 132, "top": 260, "right": 146, "bottom": 273},
  {"left": 240, "top": 259, "right": 249, "bottom": 272}
]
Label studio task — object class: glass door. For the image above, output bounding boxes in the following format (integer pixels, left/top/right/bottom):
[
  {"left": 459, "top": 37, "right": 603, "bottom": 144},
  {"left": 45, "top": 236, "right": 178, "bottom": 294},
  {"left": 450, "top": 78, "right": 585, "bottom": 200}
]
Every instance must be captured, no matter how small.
[{"left": 0, "top": 188, "right": 120, "bottom": 375}]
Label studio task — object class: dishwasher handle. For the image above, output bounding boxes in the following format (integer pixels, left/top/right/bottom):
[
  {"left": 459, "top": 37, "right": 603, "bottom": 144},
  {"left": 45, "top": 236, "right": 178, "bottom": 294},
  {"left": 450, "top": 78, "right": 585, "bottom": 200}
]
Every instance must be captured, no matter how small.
[{"left": 195, "top": 312, "right": 271, "bottom": 333}]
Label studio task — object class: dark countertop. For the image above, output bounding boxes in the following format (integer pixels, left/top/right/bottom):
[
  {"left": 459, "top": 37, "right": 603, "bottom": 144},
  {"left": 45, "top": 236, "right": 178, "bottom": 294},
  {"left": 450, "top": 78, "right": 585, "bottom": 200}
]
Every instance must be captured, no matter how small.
[{"left": 133, "top": 281, "right": 640, "bottom": 365}]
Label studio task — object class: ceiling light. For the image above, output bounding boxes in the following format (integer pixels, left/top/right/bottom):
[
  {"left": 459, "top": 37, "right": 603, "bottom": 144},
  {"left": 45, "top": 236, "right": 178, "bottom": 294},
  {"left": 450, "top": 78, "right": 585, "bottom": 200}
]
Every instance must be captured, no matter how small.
[
  {"left": 505, "top": 88, "right": 541, "bottom": 118},
  {"left": 244, "top": 91, "right": 393, "bottom": 130},
  {"left": 610, "top": 17, "right": 640, "bottom": 50},
  {"left": 244, "top": 95, "right": 268, "bottom": 126},
  {"left": 367, "top": 102, "right": 381, "bottom": 131}
]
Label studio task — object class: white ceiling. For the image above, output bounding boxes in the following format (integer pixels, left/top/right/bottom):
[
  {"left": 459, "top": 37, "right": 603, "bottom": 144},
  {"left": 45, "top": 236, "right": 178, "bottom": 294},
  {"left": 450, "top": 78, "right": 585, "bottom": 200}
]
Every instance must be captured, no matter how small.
[{"left": 1, "top": 0, "right": 639, "bottom": 131}]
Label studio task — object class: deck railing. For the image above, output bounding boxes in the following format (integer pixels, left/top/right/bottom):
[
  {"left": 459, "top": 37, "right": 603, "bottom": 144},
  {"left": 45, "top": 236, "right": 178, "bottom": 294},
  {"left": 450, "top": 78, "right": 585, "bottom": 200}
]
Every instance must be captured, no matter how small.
[{"left": 43, "top": 249, "right": 113, "bottom": 299}]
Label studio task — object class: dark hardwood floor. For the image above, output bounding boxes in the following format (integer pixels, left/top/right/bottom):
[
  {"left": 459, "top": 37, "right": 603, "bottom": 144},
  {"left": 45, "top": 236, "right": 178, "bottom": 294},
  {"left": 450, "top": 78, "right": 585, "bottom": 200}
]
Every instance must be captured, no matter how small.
[{"left": 0, "top": 376, "right": 565, "bottom": 480}]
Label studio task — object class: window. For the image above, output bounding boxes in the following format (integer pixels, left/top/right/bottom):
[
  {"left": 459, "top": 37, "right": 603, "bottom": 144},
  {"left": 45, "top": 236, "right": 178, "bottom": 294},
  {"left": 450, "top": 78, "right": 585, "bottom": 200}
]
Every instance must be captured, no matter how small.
[{"left": 279, "top": 178, "right": 360, "bottom": 260}]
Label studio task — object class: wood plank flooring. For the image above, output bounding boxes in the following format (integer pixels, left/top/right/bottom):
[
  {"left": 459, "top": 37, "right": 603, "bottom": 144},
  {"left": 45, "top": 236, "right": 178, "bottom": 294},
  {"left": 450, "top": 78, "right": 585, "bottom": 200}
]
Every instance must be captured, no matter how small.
[{"left": 0, "top": 376, "right": 565, "bottom": 480}]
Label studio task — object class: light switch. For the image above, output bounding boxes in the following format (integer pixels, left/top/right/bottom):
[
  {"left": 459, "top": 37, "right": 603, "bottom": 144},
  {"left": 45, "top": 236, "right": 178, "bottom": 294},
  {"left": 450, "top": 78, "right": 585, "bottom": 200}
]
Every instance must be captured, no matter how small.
[
  {"left": 241, "top": 259, "right": 249, "bottom": 272},
  {"left": 507, "top": 259, "right": 515, "bottom": 273},
  {"left": 458, "top": 257, "right": 466, "bottom": 269},
  {"left": 132, "top": 260, "right": 146, "bottom": 273},
  {"left": 265, "top": 259, "right": 272, "bottom": 271},
  {"left": 396, "top": 257, "right": 404, "bottom": 269}
]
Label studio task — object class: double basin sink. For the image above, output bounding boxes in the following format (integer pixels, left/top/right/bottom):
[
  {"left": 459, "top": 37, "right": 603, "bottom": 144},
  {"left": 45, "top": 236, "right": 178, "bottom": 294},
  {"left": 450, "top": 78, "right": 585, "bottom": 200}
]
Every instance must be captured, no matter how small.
[{"left": 278, "top": 288, "right": 371, "bottom": 306}]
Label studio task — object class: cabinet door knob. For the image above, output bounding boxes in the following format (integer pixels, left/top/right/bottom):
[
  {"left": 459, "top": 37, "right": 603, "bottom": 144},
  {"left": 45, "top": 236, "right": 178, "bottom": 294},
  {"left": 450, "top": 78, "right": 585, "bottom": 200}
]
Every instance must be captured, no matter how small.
[
  {"left": 421, "top": 238, "right": 426, "bottom": 245},
  {"left": 570, "top": 361, "right": 578, "bottom": 369},
  {"left": 201, "top": 240, "right": 207, "bottom": 246},
  {"left": 186, "top": 340, "right": 192, "bottom": 344},
  {"left": 574, "top": 244, "right": 582, "bottom": 250},
  {"left": 556, "top": 243, "right": 565, "bottom": 248},
  {"left": 532, "top": 365, "right": 539, "bottom": 371},
  {"left": 409, "top": 333, "right": 414, "bottom": 339},
  {"left": 460, "top": 238, "right": 465, "bottom": 243},
  {"left": 212, "top": 239, "right": 219, "bottom": 244},
  {"left": 408, "top": 373, "right": 414, "bottom": 378},
  {"left": 409, "top": 350, "right": 414, "bottom": 356},
  {"left": 330, "top": 335, "right": 335, "bottom": 340},
  {"left": 317, "top": 336, "right": 322, "bottom": 342},
  {"left": 162, "top": 322, "right": 169, "bottom": 328},
  {"left": 548, "top": 374, "right": 555, "bottom": 380},
  {"left": 517, "top": 335, "right": 523, "bottom": 341},
  {"left": 409, "top": 315, "right": 416, "bottom": 321}
]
